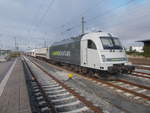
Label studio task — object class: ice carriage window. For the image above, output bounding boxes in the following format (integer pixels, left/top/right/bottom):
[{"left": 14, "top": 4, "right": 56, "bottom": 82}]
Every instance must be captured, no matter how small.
[{"left": 88, "top": 40, "right": 97, "bottom": 49}]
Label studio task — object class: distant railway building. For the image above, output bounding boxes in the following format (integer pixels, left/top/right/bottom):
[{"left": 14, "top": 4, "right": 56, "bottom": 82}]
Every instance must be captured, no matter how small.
[
  {"left": 0, "top": 50, "right": 10, "bottom": 62},
  {"left": 0, "top": 50, "right": 10, "bottom": 56},
  {"left": 137, "top": 39, "right": 150, "bottom": 57},
  {"left": 127, "top": 46, "right": 143, "bottom": 53}
]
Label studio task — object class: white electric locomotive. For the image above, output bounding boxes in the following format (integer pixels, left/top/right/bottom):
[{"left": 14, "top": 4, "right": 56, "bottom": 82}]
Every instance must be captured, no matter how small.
[
  {"left": 31, "top": 31, "right": 135, "bottom": 74},
  {"left": 80, "top": 31, "right": 134, "bottom": 73}
]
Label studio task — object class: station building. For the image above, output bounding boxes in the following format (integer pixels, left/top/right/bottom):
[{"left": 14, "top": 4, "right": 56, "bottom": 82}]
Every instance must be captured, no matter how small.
[
  {"left": 0, "top": 50, "right": 10, "bottom": 62},
  {"left": 0, "top": 50, "right": 10, "bottom": 56},
  {"left": 137, "top": 39, "right": 150, "bottom": 57},
  {"left": 128, "top": 46, "right": 143, "bottom": 53}
]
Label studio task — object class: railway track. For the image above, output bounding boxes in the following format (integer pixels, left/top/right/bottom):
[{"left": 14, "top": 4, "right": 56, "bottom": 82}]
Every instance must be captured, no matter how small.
[
  {"left": 23, "top": 57, "right": 104, "bottom": 113},
  {"left": 23, "top": 60, "right": 53, "bottom": 113},
  {"left": 30, "top": 57, "right": 150, "bottom": 106},
  {"left": 131, "top": 71, "right": 150, "bottom": 80},
  {"left": 135, "top": 66, "right": 150, "bottom": 71},
  {"left": 81, "top": 77, "right": 150, "bottom": 105}
]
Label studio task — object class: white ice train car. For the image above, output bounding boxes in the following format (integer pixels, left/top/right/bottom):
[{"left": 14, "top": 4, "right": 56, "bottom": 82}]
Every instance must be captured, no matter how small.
[
  {"left": 31, "top": 48, "right": 50, "bottom": 60},
  {"left": 31, "top": 31, "right": 134, "bottom": 74},
  {"left": 26, "top": 49, "right": 36, "bottom": 57}
]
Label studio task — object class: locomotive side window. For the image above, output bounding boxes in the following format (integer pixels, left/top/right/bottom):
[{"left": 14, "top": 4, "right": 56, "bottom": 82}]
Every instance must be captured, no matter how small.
[{"left": 88, "top": 40, "right": 97, "bottom": 49}]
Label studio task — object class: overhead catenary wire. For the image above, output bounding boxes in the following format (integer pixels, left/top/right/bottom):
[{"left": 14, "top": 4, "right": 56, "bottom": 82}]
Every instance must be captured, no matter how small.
[
  {"left": 86, "top": 0, "right": 147, "bottom": 32},
  {"left": 26, "top": 0, "right": 48, "bottom": 50},
  {"left": 60, "top": 0, "right": 136, "bottom": 36},
  {"left": 58, "top": 0, "right": 105, "bottom": 30},
  {"left": 86, "top": 0, "right": 136, "bottom": 26},
  {"left": 28, "top": 0, "right": 55, "bottom": 35},
  {"left": 27, "top": 0, "right": 138, "bottom": 49},
  {"left": 54, "top": 0, "right": 107, "bottom": 37},
  {"left": 27, "top": 0, "right": 55, "bottom": 50},
  {"left": 35, "top": 0, "right": 55, "bottom": 28}
]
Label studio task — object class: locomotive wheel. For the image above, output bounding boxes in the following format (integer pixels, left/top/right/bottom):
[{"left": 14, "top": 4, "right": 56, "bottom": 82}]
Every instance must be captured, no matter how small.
[
  {"left": 81, "top": 67, "right": 88, "bottom": 74},
  {"left": 88, "top": 71, "right": 94, "bottom": 77}
]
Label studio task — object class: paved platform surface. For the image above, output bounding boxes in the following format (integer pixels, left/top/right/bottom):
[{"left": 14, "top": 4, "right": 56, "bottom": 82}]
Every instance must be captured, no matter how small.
[
  {"left": 0, "top": 58, "right": 32, "bottom": 113},
  {"left": 0, "top": 60, "right": 14, "bottom": 83}
]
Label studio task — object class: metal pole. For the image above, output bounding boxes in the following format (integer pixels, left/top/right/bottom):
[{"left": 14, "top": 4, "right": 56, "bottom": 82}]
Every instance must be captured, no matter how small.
[
  {"left": 14, "top": 37, "right": 19, "bottom": 51},
  {"left": 14, "top": 37, "right": 17, "bottom": 50},
  {"left": 81, "top": 17, "right": 84, "bottom": 34},
  {"left": 44, "top": 40, "right": 46, "bottom": 48}
]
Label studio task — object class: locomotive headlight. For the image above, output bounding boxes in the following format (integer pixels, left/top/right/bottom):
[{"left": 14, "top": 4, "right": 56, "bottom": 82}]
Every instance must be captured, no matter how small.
[{"left": 101, "top": 55, "right": 106, "bottom": 62}]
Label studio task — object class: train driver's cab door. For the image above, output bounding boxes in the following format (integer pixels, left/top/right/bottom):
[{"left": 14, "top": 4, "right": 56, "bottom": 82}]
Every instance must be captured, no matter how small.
[
  {"left": 81, "top": 40, "right": 88, "bottom": 66},
  {"left": 87, "top": 40, "right": 99, "bottom": 68},
  {"left": 81, "top": 39, "right": 99, "bottom": 68}
]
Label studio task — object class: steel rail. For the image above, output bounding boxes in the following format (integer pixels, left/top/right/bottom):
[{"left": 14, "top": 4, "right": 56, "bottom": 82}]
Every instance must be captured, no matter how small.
[
  {"left": 32, "top": 57, "right": 150, "bottom": 101},
  {"left": 136, "top": 66, "right": 150, "bottom": 71},
  {"left": 116, "top": 79, "right": 150, "bottom": 90},
  {"left": 133, "top": 71, "right": 150, "bottom": 76},
  {"left": 90, "top": 78, "right": 150, "bottom": 101},
  {"left": 23, "top": 59, "right": 58, "bottom": 113},
  {"left": 30, "top": 59, "right": 104, "bottom": 113},
  {"left": 131, "top": 73, "right": 150, "bottom": 79}
]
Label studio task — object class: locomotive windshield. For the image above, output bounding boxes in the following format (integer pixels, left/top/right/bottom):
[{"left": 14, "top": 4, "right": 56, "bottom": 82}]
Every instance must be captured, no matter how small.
[{"left": 100, "top": 37, "right": 123, "bottom": 49}]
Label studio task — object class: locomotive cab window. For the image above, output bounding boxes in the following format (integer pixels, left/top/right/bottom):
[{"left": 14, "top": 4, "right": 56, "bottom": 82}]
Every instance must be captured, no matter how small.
[
  {"left": 88, "top": 40, "right": 97, "bottom": 49},
  {"left": 100, "top": 37, "right": 123, "bottom": 49}
]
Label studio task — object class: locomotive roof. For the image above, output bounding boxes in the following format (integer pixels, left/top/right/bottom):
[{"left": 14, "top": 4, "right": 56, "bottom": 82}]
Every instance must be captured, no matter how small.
[
  {"left": 52, "top": 35, "right": 83, "bottom": 46},
  {"left": 51, "top": 31, "right": 113, "bottom": 46}
]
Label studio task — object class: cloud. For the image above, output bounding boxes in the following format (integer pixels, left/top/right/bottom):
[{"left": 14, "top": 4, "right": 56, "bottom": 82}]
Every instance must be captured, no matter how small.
[
  {"left": 102, "top": 1, "right": 150, "bottom": 43},
  {"left": 0, "top": 0, "right": 149, "bottom": 50}
]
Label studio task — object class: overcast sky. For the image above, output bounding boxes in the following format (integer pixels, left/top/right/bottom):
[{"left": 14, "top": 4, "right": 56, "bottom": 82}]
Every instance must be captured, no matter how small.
[{"left": 0, "top": 0, "right": 149, "bottom": 50}]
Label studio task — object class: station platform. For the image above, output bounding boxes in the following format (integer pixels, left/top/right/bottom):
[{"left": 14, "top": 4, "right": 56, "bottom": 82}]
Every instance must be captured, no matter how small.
[{"left": 0, "top": 58, "right": 32, "bottom": 113}]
